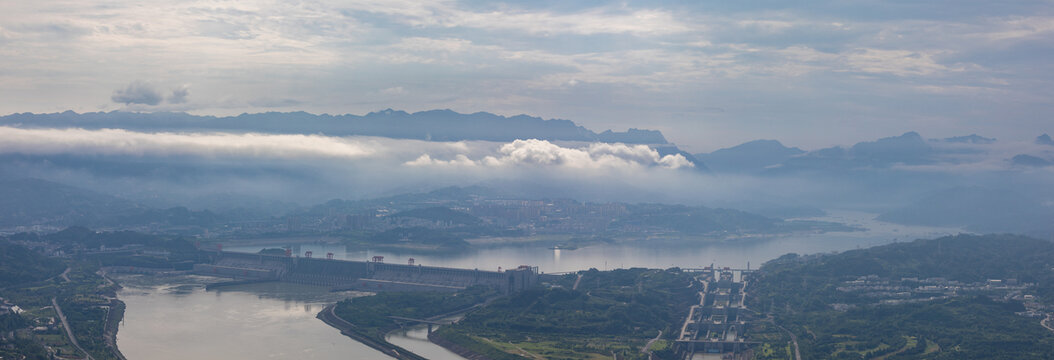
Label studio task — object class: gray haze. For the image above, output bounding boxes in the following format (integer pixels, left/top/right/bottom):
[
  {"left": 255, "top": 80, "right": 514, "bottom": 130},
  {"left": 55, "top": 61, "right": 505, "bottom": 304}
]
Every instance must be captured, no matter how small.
[
  {"left": 0, "top": 112, "right": 1052, "bottom": 236},
  {"left": 2, "top": 1, "right": 1054, "bottom": 150}
]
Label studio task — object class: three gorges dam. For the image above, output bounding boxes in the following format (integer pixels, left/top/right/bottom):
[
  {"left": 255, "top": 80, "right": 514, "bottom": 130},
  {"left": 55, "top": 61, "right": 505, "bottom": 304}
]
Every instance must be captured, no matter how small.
[{"left": 190, "top": 249, "right": 540, "bottom": 294}]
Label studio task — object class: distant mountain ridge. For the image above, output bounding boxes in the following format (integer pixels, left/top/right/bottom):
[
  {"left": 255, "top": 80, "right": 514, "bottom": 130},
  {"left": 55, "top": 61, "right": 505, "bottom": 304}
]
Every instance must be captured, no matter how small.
[
  {"left": 696, "top": 131, "right": 1016, "bottom": 176},
  {"left": 0, "top": 178, "right": 221, "bottom": 231},
  {"left": 694, "top": 139, "right": 804, "bottom": 173},
  {"left": 938, "top": 134, "right": 996, "bottom": 144},
  {"left": 1038, "top": 134, "right": 1054, "bottom": 146},
  {"left": 0, "top": 109, "right": 668, "bottom": 144},
  {"left": 876, "top": 186, "right": 1054, "bottom": 236}
]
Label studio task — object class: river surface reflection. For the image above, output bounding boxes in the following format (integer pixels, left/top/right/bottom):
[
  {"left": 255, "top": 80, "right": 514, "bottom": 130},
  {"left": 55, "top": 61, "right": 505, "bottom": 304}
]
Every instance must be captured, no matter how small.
[
  {"left": 117, "top": 211, "right": 961, "bottom": 359},
  {"left": 226, "top": 211, "right": 960, "bottom": 273},
  {"left": 115, "top": 275, "right": 390, "bottom": 360}
]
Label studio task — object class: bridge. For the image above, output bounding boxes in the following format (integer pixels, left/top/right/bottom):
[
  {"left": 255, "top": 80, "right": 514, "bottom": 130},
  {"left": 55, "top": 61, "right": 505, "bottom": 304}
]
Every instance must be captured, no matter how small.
[
  {"left": 192, "top": 250, "right": 538, "bottom": 294},
  {"left": 387, "top": 316, "right": 455, "bottom": 334}
]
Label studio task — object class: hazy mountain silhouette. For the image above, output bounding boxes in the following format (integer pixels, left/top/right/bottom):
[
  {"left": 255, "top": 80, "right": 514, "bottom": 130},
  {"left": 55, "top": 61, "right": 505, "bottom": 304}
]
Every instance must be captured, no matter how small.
[
  {"left": 877, "top": 186, "right": 1054, "bottom": 236},
  {"left": 0, "top": 109, "right": 668, "bottom": 144},
  {"left": 0, "top": 178, "right": 142, "bottom": 227},
  {"left": 694, "top": 139, "right": 804, "bottom": 173},
  {"left": 938, "top": 134, "right": 996, "bottom": 144},
  {"left": 1011, "top": 154, "right": 1052, "bottom": 167},
  {"left": 849, "top": 131, "right": 933, "bottom": 165},
  {"left": 1037, "top": 134, "right": 1054, "bottom": 146},
  {"left": 0, "top": 177, "right": 224, "bottom": 229}
]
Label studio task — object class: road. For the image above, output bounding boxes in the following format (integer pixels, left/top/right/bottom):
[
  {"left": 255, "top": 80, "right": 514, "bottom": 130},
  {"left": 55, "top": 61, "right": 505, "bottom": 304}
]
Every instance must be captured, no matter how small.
[
  {"left": 775, "top": 323, "right": 801, "bottom": 360},
  {"left": 60, "top": 267, "right": 71, "bottom": 282},
  {"left": 52, "top": 297, "right": 94, "bottom": 360},
  {"left": 1042, "top": 314, "right": 1054, "bottom": 333},
  {"left": 641, "top": 330, "right": 662, "bottom": 354}
]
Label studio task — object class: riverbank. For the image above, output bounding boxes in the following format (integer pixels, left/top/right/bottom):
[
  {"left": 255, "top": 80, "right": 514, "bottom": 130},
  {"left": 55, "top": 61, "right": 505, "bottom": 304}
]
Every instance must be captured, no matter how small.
[
  {"left": 317, "top": 288, "right": 502, "bottom": 360},
  {"left": 115, "top": 274, "right": 388, "bottom": 359},
  {"left": 96, "top": 269, "right": 129, "bottom": 360},
  {"left": 316, "top": 303, "right": 426, "bottom": 360},
  {"left": 102, "top": 299, "right": 128, "bottom": 360},
  {"left": 427, "top": 331, "right": 493, "bottom": 360}
]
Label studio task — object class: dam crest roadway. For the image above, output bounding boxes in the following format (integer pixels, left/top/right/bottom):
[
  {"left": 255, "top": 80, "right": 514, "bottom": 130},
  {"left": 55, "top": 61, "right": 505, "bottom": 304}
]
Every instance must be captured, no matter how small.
[{"left": 187, "top": 249, "right": 540, "bottom": 294}]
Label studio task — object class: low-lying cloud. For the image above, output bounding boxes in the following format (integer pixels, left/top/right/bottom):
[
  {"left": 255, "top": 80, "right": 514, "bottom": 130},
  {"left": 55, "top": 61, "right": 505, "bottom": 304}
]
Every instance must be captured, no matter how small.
[
  {"left": 406, "top": 139, "right": 694, "bottom": 170},
  {"left": 0, "top": 127, "right": 377, "bottom": 159},
  {"left": 3, "top": 126, "right": 1050, "bottom": 216}
]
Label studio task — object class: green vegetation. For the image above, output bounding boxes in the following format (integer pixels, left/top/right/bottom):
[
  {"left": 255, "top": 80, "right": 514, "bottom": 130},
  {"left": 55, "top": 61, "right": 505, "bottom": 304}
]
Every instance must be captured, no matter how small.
[
  {"left": 0, "top": 260, "right": 124, "bottom": 360},
  {"left": 332, "top": 286, "right": 497, "bottom": 343},
  {"left": 751, "top": 234, "right": 1054, "bottom": 312},
  {"left": 437, "top": 268, "right": 697, "bottom": 360},
  {"left": 748, "top": 234, "right": 1054, "bottom": 359},
  {"left": 0, "top": 241, "right": 65, "bottom": 287},
  {"left": 786, "top": 297, "right": 1052, "bottom": 359},
  {"left": 1, "top": 227, "right": 203, "bottom": 359},
  {"left": 391, "top": 206, "right": 482, "bottom": 225},
  {"left": 293, "top": 187, "right": 859, "bottom": 252},
  {"left": 613, "top": 204, "right": 858, "bottom": 236},
  {"left": 15, "top": 226, "right": 207, "bottom": 269}
]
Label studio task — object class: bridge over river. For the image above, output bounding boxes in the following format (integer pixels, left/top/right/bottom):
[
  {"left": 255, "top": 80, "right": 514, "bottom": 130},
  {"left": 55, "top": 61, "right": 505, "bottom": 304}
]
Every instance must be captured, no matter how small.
[{"left": 191, "top": 250, "right": 539, "bottom": 294}]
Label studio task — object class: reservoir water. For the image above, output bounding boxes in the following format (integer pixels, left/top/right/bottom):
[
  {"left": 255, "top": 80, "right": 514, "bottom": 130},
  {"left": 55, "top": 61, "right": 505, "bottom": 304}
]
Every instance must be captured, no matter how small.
[
  {"left": 115, "top": 276, "right": 392, "bottom": 360},
  {"left": 116, "top": 212, "right": 960, "bottom": 359}
]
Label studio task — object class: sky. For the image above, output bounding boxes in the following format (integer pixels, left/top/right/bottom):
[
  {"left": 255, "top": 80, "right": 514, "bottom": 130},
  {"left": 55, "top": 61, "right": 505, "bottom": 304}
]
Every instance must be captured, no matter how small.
[{"left": 2, "top": 0, "right": 1053, "bottom": 151}]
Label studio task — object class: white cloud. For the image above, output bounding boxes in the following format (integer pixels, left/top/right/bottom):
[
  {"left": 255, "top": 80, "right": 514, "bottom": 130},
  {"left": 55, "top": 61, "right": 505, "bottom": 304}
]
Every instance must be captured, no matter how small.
[
  {"left": 406, "top": 139, "right": 694, "bottom": 170},
  {"left": 380, "top": 86, "right": 407, "bottom": 95},
  {"left": 842, "top": 48, "right": 955, "bottom": 76},
  {"left": 0, "top": 0, "right": 1052, "bottom": 150},
  {"left": 405, "top": 153, "right": 476, "bottom": 166},
  {"left": 444, "top": 8, "right": 693, "bottom": 36},
  {"left": 0, "top": 127, "right": 379, "bottom": 159},
  {"left": 981, "top": 16, "right": 1054, "bottom": 41}
]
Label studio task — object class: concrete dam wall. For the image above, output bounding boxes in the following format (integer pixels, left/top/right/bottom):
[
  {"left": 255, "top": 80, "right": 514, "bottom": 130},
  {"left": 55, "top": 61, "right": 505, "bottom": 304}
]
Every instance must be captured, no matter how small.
[{"left": 194, "top": 251, "right": 538, "bottom": 294}]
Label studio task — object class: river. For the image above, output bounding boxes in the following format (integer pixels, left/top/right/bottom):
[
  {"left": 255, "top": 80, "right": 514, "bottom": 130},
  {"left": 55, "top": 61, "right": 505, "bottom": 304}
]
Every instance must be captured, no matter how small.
[{"left": 115, "top": 211, "right": 960, "bottom": 359}]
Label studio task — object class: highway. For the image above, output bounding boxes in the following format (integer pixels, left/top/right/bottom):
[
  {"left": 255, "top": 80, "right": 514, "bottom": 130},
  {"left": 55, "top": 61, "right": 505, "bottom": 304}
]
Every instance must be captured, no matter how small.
[{"left": 52, "top": 297, "right": 94, "bottom": 360}]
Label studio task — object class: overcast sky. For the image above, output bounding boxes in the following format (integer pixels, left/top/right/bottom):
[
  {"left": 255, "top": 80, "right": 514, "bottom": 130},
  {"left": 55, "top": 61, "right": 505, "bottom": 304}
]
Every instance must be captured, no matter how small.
[{"left": 2, "top": 0, "right": 1052, "bottom": 151}]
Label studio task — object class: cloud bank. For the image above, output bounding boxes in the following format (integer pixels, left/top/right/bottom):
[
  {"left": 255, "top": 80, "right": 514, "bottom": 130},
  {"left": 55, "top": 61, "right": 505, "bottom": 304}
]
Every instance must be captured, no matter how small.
[
  {"left": 406, "top": 139, "right": 693, "bottom": 170},
  {"left": 0, "top": 127, "right": 695, "bottom": 173},
  {"left": 0, "top": 125, "right": 1050, "bottom": 215},
  {"left": 0, "top": 127, "right": 377, "bottom": 159}
]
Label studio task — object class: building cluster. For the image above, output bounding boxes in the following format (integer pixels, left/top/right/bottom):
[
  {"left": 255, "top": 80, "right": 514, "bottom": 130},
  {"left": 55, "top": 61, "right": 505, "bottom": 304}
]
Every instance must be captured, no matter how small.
[
  {"left": 203, "top": 197, "right": 635, "bottom": 237},
  {"left": 8, "top": 237, "right": 169, "bottom": 259},
  {"left": 834, "top": 275, "right": 1036, "bottom": 307},
  {"left": 0, "top": 297, "right": 59, "bottom": 336},
  {"left": 0, "top": 297, "right": 24, "bottom": 316}
]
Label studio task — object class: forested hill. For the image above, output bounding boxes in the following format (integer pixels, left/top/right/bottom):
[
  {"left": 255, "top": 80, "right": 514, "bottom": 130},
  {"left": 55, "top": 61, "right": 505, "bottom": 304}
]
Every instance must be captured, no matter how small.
[
  {"left": 748, "top": 234, "right": 1054, "bottom": 359},
  {"left": 0, "top": 240, "right": 65, "bottom": 288},
  {"left": 759, "top": 234, "right": 1054, "bottom": 285}
]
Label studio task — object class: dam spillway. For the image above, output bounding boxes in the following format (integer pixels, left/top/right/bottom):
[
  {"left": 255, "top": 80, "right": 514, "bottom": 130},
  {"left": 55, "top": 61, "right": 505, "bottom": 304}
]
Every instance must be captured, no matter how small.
[{"left": 192, "top": 251, "right": 538, "bottom": 294}]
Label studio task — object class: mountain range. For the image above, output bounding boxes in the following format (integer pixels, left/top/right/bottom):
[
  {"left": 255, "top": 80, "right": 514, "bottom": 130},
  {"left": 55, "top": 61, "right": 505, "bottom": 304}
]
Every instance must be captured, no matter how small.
[{"left": 0, "top": 109, "right": 667, "bottom": 144}]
